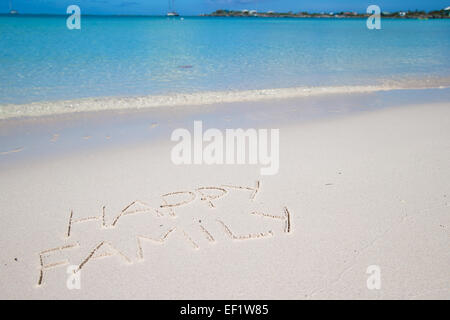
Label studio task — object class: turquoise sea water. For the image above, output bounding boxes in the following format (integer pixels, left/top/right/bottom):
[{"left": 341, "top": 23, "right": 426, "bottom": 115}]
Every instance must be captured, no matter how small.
[{"left": 0, "top": 16, "right": 449, "bottom": 104}]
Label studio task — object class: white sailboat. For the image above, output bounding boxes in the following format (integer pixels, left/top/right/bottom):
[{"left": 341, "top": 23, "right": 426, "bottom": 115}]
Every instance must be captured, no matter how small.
[
  {"left": 167, "top": 0, "right": 179, "bottom": 16},
  {"left": 9, "top": 0, "right": 18, "bottom": 14}
]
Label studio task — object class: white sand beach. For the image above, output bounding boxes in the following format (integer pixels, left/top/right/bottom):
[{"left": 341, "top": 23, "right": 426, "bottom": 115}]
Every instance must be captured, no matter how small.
[{"left": 0, "top": 89, "right": 449, "bottom": 299}]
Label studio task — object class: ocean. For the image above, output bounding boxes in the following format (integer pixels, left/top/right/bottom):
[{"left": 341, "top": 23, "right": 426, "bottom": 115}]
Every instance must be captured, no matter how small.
[{"left": 0, "top": 15, "right": 449, "bottom": 106}]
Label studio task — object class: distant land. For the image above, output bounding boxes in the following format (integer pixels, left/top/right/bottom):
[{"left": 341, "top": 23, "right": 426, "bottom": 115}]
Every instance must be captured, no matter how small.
[
  {"left": 1, "top": 7, "right": 450, "bottom": 19},
  {"left": 203, "top": 8, "right": 450, "bottom": 19}
]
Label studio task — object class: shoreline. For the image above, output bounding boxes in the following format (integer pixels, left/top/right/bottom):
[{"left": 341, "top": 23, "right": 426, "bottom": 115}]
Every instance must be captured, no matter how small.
[
  {"left": 1, "top": 14, "right": 450, "bottom": 19},
  {"left": 1, "top": 87, "right": 449, "bottom": 171},
  {"left": 1, "top": 82, "right": 449, "bottom": 121}
]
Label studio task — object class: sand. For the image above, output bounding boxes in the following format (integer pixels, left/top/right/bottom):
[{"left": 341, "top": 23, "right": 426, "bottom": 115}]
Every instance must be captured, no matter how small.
[{"left": 0, "top": 91, "right": 449, "bottom": 299}]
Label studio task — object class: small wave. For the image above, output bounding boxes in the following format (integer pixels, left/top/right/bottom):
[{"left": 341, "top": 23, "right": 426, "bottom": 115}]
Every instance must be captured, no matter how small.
[{"left": 1, "top": 82, "right": 449, "bottom": 120}]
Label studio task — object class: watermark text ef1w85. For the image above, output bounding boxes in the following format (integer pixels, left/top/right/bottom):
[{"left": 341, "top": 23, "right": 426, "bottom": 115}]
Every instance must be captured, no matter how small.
[{"left": 171, "top": 121, "right": 279, "bottom": 175}]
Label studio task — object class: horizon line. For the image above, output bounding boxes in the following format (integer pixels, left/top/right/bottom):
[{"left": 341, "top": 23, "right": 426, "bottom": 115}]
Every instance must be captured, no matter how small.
[{"left": 1, "top": 7, "right": 449, "bottom": 17}]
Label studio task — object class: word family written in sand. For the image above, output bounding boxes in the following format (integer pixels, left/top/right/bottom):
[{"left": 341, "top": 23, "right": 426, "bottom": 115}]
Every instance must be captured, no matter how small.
[{"left": 36, "top": 181, "right": 293, "bottom": 287}]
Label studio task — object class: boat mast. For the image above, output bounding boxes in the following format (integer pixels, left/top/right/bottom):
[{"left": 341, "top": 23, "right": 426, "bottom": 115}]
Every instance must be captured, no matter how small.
[{"left": 9, "top": 0, "right": 13, "bottom": 12}]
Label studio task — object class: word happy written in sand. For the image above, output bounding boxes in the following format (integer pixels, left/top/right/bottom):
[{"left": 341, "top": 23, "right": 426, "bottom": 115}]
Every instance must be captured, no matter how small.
[{"left": 36, "top": 181, "right": 292, "bottom": 287}]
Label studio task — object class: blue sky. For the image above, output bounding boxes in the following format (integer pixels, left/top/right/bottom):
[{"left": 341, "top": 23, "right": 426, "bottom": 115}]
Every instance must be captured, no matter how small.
[{"left": 2, "top": 0, "right": 449, "bottom": 15}]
